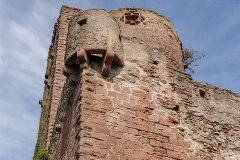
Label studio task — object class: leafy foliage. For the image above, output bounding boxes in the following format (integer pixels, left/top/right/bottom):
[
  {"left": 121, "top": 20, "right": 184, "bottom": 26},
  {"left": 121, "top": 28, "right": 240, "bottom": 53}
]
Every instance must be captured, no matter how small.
[
  {"left": 182, "top": 47, "right": 205, "bottom": 74},
  {"left": 126, "top": 6, "right": 138, "bottom": 11},
  {"left": 33, "top": 142, "right": 47, "bottom": 160}
]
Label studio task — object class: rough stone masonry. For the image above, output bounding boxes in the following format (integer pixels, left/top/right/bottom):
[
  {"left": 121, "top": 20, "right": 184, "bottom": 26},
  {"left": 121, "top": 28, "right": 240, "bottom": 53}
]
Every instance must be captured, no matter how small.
[{"left": 36, "top": 5, "right": 240, "bottom": 160}]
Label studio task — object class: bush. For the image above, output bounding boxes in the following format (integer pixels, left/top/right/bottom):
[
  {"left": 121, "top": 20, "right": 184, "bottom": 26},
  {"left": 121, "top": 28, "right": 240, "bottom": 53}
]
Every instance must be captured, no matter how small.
[
  {"left": 126, "top": 6, "right": 138, "bottom": 11},
  {"left": 33, "top": 142, "right": 47, "bottom": 160},
  {"left": 182, "top": 47, "right": 205, "bottom": 74}
]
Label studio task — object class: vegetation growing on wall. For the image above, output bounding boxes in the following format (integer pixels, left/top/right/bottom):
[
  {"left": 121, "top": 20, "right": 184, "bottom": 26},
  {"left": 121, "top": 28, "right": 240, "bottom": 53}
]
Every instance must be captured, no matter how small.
[
  {"left": 33, "top": 47, "right": 55, "bottom": 159},
  {"left": 126, "top": 6, "right": 138, "bottom": 11},
  {"left": 182, "top": 47, "right": 205, "bottom": 74},
  {"left": 33, "top": 142, "right": 47, "bottom": 160}
]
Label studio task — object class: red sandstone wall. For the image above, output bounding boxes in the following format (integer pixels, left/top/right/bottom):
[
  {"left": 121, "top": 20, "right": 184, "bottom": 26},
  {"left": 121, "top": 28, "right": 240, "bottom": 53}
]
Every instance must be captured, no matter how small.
[
  {"left": 39, "top": 6, "right": 240, "bottom": 160},
  {"left": 110, "top": 9, "right": 184, "bottom": 71},
  {"left": 44, "top": 6, "right": 185, "bottom": 148},
  {"left": 49, "top": 69, "right": 191, "bottom": 160},
  {"left": 46, "top": 6, "right": 81, "bottom": 147},
  {"left": 49, "top": 67, "right": 240, "bottom": 160}
]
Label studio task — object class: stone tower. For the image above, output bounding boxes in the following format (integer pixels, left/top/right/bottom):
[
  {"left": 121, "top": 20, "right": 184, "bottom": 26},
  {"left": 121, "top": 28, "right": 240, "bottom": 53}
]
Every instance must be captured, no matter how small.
[{"left": 35, "top": 5, "right": 240, "bottom": 160}]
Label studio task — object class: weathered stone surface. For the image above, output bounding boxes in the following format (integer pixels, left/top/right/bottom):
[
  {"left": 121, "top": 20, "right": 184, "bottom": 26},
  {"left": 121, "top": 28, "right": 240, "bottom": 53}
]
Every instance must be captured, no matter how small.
[
  {"left": 64, "top": 9, "right": 124, "bottom": 77},
  {"left": 36, "top": 5, "right": 240, "bottom": 160}
]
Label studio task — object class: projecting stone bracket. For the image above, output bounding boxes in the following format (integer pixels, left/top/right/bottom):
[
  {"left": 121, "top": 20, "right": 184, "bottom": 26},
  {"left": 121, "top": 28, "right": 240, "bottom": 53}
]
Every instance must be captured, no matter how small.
[
  {"left": 63, "top": 45, "right": 124, "bottom": 85},
  {"left": 62, "top": 65, "right": 79, "bottom": 86}
]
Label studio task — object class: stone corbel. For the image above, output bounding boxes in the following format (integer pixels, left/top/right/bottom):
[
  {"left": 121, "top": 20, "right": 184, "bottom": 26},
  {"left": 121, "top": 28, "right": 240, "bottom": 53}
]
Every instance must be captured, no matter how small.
[
  {"left": 62, "top": 65, "right": 79, "bottom": 86},
  {"left": 63, "top": 45, "right": 124, "bottom": 85}
]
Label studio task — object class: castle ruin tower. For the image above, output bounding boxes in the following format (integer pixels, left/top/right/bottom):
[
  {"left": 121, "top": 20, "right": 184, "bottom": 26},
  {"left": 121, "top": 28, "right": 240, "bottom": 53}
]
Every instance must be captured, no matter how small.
[{"left": 35, "top": 5, "right": 240, "bottom": 160}]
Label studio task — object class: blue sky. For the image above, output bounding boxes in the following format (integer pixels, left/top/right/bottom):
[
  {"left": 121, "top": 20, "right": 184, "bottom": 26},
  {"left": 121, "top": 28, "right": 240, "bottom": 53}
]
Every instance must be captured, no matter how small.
[{"left": 0, "top": 1, "right": 239, "bottom": 160}]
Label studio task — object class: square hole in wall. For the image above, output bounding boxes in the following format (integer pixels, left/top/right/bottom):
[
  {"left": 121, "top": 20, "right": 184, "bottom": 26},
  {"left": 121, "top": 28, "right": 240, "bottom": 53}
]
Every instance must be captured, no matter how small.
[
  {"left": 87, "top": 53, "right": 104, "bottom": 73},
  {"left": 199, "top": 89, "right": 206, "bottom": 98},
  {"left": 78, "top": 18, "right": 87, "bottom": 27}
]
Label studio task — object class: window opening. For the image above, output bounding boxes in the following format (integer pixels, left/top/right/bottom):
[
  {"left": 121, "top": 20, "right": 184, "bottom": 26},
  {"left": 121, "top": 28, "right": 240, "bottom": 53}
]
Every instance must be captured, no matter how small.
[
  {"left": 199, "top": 89, "right": 205, "bottom": 98},
  {"left": 78, "top": 18, "right": 87, "bottom": 27}
]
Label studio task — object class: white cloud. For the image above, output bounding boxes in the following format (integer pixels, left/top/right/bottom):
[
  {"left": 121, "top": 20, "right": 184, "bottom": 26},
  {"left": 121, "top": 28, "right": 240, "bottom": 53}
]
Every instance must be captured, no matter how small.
[{"left": 0, "top": 1, "right": 52, "bottom": 159}]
